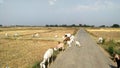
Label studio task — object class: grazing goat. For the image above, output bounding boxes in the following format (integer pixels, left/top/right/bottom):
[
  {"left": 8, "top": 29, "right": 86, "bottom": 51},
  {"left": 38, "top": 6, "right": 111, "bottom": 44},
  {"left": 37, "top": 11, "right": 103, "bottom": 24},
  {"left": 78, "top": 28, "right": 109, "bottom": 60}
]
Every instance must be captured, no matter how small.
[
  {"left": 5, "top": 33, "right": 8, "bottom": 37},
  {"left": 40, "top": 48, "right": 53, "bottom": 68},
  {"left": 98, "top": 37, "right": 103, "bottom": 44},
  {"left": 54, "top": 35, "right": 58, "bottom": 38},
  {"left": 114, "top": 53, "right": 120, "bottom": 68},
  {"left": 32, "top": 33, "right": 39, "bottom": 38},
  {"left": 54, "top": 42, "right": 64, "bottom": 51},
  {"left": 13, "top": 33, "right": 19, "bottom": 37}
]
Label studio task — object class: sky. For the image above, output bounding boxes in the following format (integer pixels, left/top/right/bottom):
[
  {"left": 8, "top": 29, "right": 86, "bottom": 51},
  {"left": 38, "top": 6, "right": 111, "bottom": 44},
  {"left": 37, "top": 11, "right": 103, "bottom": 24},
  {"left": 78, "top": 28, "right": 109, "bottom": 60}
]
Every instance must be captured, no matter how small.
[{"left": 0, "top": 0, "right": 120, "bottom": 26}]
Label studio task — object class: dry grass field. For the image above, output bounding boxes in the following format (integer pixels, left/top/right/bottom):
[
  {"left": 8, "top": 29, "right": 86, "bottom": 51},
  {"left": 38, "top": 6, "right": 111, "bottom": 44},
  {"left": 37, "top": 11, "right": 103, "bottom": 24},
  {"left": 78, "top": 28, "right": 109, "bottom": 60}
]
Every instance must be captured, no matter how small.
[
  {"left": 0, "top": 27, "right": 78, "bottom": 68},
  {"left": 86, "top": 28, "right": 120, "bottom": 42}
]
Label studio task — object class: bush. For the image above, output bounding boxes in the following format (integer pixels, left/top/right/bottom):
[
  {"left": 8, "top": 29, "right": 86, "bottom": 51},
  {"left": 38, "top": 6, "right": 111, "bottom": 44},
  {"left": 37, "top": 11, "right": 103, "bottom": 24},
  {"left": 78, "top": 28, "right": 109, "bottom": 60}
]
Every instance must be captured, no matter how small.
[
  {"left": 104, "top": 40, "right": 116, "bottom": 55},
  {"left": 103, "top": 39, "right": 120, "bottom": 56},
  {"left": 107, "top": 46, "right": 114, "bottom": 55}
]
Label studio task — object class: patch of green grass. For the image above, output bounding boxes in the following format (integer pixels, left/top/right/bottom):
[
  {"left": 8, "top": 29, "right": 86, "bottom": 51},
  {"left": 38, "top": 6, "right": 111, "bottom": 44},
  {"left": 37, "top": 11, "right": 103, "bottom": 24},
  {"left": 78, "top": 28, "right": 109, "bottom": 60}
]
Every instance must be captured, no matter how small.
[
  {"left": 32, "top": 61, "right": 40, "bottom": 68},
  {"left": 102, "top": 39, "right": 120, "bottom": 55}
]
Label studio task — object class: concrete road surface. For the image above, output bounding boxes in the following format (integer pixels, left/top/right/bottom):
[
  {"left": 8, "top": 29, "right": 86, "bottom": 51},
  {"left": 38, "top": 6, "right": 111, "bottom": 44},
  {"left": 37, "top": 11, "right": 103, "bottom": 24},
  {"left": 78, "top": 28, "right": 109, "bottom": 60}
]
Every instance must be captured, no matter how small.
[{"left": 50, "top": 29, "right": 115, "bottom": 68}]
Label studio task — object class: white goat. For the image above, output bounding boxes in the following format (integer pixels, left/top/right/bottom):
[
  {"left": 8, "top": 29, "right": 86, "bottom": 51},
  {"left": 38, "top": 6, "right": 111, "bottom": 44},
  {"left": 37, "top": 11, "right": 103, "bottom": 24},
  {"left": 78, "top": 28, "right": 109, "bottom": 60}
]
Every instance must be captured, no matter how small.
[
  {"left": 98, "top": 37, "right": 103, "bottom": 44},
  {"left": 13, "top": 33, "right": 19, "bottom": 37},
  {"left": 70, "top": 35, "right": 75, "bottom": 42},
  {"left": 5, "top": 33, "right": 8, "bottom": 37},
  {"left": 54, "top": 35, "right": 58, "bottom": 38},
  {"left": 32, "top": 33, "right": 39, "bottom": 38},
  {"left": 40, "top": 48, "right": 53, "bottom": 68},
  {"left": 75, "top": 41, "right": 81, "bottom": 47}
]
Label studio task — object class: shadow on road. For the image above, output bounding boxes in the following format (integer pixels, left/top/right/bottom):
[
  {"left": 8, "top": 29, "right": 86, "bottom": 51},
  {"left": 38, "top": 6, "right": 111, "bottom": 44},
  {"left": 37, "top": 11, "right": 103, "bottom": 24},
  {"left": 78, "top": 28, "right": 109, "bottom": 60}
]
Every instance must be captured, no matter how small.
[{"left": 109, "top": 64, "right": 116, "bottom": 68}]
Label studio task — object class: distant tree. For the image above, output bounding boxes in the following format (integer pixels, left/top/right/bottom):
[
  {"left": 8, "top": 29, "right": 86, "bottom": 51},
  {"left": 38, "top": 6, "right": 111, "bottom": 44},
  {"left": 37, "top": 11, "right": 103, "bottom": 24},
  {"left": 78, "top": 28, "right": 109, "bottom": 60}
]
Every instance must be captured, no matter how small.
[
  {"left": 0, "top": 24, "right": 2, "bottom": 27},
  {"left": 91, "top": 25, "right": 95, "bottom": 27},
  {"left": 70, "top": 24, "right": 76, "bottom": 27},
  {"left": 83, "top": 24, "right": 87, "bottom": 27},
  {"left": 61, "top": 24, "right": 67, "bottom": 27},
  {"left": 111, "top": 24, "right": 119, "bottom": 28},
  {"left": 99, "top": 25, "right": 106, "bottom": 27},
  {"left": 79, "top": 24, "right": 82, "bottom": 27},
  {"left": 46, "top": 24, "right": 49, "bottom": 27},
  {"left": 54, "top": 24, "right": 58, "bottom": 27}
]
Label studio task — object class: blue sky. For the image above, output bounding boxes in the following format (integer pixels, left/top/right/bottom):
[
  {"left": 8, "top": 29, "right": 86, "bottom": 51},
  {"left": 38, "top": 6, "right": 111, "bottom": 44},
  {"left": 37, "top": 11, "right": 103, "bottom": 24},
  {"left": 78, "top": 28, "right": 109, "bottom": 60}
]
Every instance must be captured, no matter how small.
[{"left": 0, "top": 0, "right": 120, "bottom": 26}]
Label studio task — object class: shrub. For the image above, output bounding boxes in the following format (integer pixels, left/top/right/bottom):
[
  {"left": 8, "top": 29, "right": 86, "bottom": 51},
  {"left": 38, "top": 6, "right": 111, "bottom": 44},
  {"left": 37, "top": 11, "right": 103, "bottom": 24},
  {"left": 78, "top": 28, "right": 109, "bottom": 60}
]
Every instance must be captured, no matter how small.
[
  {"left": 107, "top": 46, "right": 114, "bottom": 55},
  {"left": 104, "top": 39, "right": 120, "bottom": 56}
]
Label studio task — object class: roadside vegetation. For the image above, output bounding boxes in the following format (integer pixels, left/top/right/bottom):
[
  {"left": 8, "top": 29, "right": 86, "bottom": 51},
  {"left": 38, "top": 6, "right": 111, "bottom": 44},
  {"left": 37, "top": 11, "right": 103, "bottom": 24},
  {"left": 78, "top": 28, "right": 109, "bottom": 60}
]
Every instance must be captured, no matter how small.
[{"left": 86, "top": 28, "right": 120, "bottom": 56}]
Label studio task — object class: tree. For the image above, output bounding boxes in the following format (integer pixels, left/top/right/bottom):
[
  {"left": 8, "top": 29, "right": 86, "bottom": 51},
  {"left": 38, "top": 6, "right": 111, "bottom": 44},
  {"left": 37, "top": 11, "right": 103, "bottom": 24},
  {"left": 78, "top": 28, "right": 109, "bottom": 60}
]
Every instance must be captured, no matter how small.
[
  {"left": 71, "top": 24, "right": 76, "bottom": 27},
  {"left": 79, "top": 24, "right": 82, "bottom": 27},
  {"left": 99, "top": 25, "right": 106, "bottom": 27},
  {"left": 111, "top": 24, "right": 119, "bottom": 28},
  {"left": 0, "top": 24, "right": 2, "bottom": 27}
]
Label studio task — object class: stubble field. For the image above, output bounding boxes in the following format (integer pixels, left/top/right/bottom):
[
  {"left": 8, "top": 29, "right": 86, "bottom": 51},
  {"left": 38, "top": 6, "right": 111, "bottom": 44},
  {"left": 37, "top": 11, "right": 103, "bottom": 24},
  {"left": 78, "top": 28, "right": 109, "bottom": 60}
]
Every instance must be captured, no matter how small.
[
  {"left": 0, "top": 27, "right": 78, "bottom": 68},
  {"left": 86, "top": 28, "right": 120, "bottom": 42}
]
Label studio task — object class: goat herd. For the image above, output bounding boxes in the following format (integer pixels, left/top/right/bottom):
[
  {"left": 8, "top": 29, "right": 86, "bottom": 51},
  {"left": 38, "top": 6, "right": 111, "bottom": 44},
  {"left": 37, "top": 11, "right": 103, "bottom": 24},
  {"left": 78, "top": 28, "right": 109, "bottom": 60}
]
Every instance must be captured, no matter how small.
[
  {"left": 40, "top": 35, "right": 120, "bottom": 68},
  {"left": 40, "top": 33, "right": 81, "bottom": 68}
]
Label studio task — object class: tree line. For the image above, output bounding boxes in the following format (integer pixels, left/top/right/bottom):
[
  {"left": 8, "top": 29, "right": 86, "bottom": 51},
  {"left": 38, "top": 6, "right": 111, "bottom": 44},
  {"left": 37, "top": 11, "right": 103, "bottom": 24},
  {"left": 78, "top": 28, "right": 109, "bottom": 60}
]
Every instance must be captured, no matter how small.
[
  {"left": 45, "top": 24, "right": 120, "bottom": 28},
  {"left": 45, "top": 24, "right": 94, "bottom": 27},
  {"left": 0, "top": 24, "right": 119, "bottom": 28}
]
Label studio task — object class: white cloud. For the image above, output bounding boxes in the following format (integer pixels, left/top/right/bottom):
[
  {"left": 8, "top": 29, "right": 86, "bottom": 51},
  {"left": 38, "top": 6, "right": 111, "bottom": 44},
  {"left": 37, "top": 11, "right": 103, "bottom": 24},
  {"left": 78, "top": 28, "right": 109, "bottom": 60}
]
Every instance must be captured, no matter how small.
[
  {"left": 48, "top": 0, "right": 57, "bottom": 5},
  {"left": 74, "top": 0, "right": 119, "bottom": 11}
]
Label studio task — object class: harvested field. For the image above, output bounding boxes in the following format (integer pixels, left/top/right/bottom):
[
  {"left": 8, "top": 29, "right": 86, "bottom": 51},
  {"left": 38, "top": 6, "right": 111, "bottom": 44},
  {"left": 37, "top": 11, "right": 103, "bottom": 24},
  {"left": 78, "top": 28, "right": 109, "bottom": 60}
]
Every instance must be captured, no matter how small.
[
  {"left": 0, "top": 27, "right": 78, "bottom": 68},
  {"left": 86, "top": 28, "right": 120, "bottom": 41}
]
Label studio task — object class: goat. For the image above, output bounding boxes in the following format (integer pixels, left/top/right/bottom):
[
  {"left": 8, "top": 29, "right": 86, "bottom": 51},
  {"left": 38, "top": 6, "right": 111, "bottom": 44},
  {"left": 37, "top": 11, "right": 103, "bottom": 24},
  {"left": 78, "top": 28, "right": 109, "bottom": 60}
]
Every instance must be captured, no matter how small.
[
  {"left": 5, "top": 33, "right": 9, "bottom": 37},
  {"left": 40, "top": 48, "right": 53, "bottom": 68},
  {"left": 75, "top": 41, "right": 81, "bottom": 47},
  {"left": 63, "top": 35, "right": 75, "bottom": 47},
  {"left": 70, "top": 35, "right": 75, "bottom": 42},
  {"left": 32, "top": 33, "right": 39, "bottom": 38},
  {"left": 54, "top": 35, "right": 58, "bottom": 38},
  {"left": 13, "top": 33, "right": 19, "bottom": 37},
  {"left": 54, "top": 42, "right": 64, "bottom": 51},
  {"left": 114, "top": 53, "right": 120, "bottom": 68},
  {"left": 98, "top": 37, "right": 103, "bottom": 44}
]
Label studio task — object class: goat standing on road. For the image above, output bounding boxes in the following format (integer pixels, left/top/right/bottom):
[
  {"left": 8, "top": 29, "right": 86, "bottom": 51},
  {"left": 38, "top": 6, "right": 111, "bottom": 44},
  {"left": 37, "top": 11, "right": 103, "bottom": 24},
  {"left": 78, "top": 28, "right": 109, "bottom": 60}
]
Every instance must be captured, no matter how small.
[
  {"left": 63, "top": 34, "right": 75, "bottom": 47},
  {"left": 75, "top": 41, "right": 81, "bottom": 47}
]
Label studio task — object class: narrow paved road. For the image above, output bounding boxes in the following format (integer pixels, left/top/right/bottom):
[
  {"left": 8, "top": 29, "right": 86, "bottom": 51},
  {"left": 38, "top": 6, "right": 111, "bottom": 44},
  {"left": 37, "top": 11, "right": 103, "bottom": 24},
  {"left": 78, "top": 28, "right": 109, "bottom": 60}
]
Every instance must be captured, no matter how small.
[{"left": 50, "top": 29, "right": 115, "bottom": 68}]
